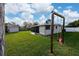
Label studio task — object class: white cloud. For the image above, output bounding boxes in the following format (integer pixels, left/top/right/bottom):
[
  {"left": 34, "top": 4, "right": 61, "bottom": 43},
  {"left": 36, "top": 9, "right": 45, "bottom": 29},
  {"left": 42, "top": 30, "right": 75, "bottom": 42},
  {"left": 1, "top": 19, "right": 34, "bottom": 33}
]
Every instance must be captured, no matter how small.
[
  {"left": 5, "top": 3, "right": 54, "bottom": 26},
  {"left": 48, "top": 9, "right": 79, "bottom": 25},
  {"left": 63, "top": 9, "right": 79, "bottom": 18},
  {"left": 31, "top": 3, "right": 54, "bottom": 13},
  {"left": 39, "top": 15, "right": 47, "bottom": 25},
  {"left": 63, "top": 9, "right": 79, "bottom": 25},
  {"left": 26, "top": 15, "right": 34, "bottom": 24},
  {"left": 21, "top": 12, "right": 34, "bottom": 24},
  {"left": 5, "top": 3, "right": 35, "bottom": 25},
  {"left": 5, "top": 16, "right": 25, "bottom": 26},
  {"left": 5, "top": 16, "right": 12, "bottom": 23},
  {"left": 5, "top": 15, "right": 35, "bottom": 26},
  {"left": 48, "top": 9, "right": 58, "bottom": 19},
  {"left": 18, "top": 4, "right": 35, "bottom": 14},
  {"left": 5, "top": 3, "right": 35, "bottom": 14},
  {"left": 54, "top": 9, "right": 58, "bottom": 12},
  {"left": 49, "top": 14, "right": 63, "bottom": 25},
  {"left": 58, "top": 6, "right": 62, "bottom": 9},
  {"left": 12, "top": 17, "right": 25, "bottom": 26},
  {"left": 5, "top": 4, "right": 20, "bottom": 14},
  {"left": 5, "top": 3, "right": 54, "bottom": 14}
]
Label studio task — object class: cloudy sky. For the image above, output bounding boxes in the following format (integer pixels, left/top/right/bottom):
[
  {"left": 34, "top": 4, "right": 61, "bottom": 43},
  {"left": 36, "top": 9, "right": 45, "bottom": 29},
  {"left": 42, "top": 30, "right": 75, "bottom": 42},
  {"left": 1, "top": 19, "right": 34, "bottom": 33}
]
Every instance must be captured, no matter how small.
[{"left": 5, "top": 3, "right": 79, "bottom": 26}]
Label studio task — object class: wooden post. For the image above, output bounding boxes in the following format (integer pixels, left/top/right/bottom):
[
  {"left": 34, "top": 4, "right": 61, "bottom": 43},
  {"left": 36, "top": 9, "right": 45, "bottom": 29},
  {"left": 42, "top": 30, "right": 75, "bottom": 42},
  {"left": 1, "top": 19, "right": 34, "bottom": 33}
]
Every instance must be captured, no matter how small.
[
  {"left": 50, "top": 13, "right": 54, "bottom": 53},
  {"left": 51, "top": 11, "right": 65, "bottom": 53},
  {"left": 62, "top": 18, "right": 65, "bottom": 43}
]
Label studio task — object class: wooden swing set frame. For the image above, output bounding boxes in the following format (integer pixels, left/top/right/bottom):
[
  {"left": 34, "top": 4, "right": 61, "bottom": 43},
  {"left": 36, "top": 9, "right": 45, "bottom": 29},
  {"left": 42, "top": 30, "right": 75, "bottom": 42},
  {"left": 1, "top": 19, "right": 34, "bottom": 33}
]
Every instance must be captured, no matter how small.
[{"left": 50, "top": 11, "right": 65, "bottom": 53}]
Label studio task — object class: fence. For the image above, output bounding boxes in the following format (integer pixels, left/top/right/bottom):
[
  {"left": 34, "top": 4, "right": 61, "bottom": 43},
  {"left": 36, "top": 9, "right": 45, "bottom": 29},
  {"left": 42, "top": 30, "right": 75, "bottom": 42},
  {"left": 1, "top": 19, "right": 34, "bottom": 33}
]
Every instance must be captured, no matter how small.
[{"left": 65, "top": 27, "right": 79, "bottom": 32}]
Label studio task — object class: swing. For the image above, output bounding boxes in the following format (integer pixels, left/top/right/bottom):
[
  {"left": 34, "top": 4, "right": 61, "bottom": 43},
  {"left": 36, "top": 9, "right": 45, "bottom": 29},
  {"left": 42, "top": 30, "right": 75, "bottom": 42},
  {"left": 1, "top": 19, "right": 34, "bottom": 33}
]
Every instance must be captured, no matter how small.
[
  {"left": 57, "top": 17, "right": 64, "bottom": 46},
  {"left": 58, "top": 33, "right": 64, "bottom": 46}
]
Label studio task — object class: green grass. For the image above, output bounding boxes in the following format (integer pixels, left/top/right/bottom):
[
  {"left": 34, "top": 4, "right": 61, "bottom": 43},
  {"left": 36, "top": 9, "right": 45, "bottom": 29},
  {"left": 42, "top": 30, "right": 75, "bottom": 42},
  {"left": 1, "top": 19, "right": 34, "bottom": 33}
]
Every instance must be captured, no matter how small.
[{"left": 5, "top": 31, "right": 79, "bottom": 56}]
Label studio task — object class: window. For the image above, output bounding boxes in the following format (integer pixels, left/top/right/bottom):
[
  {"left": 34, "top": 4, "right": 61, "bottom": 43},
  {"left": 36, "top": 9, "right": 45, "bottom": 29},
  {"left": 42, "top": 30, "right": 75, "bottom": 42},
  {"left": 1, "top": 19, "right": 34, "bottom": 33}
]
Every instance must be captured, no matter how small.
[
  {"left": 45, "top": 25, "right": 50, "bottom": 30},
  {"left": 56, "top": 26, "right": 57, "bottom": 29}
]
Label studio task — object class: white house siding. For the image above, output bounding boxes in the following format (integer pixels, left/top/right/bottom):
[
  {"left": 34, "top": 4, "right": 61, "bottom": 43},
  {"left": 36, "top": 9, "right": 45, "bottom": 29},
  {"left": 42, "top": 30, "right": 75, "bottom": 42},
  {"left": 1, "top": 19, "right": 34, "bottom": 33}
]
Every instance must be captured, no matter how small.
[
  {"left": 54, "top": 26, "right": 62, "bottom": 33},
  {"left": 45, "top": 30, "right": 51, "bottom": 35},
  {"left": 8, "top": 27, "right": 19, "bottom": 32},
  {"left": 39, "top": 26, "right": 45, "bottom": 35},
  {"left": 39, "top": 25, "right": 62, "bottom": 35},
  {"left": 45, "top": 26, "right": 62, "bottom": 35},
  {"left": 65, "top": 27, "right": 79, "bottom": 32}
]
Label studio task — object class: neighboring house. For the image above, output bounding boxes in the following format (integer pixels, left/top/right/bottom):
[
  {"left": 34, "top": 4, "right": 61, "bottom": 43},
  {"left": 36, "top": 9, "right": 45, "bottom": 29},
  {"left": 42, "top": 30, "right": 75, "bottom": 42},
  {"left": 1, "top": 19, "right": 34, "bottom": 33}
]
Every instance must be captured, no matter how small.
[
  {"left": 6, "top": 23, "right": 19, "bottom": 32},
  {"left": 31, "top": 24, "right": 62, "bottom": 35}
]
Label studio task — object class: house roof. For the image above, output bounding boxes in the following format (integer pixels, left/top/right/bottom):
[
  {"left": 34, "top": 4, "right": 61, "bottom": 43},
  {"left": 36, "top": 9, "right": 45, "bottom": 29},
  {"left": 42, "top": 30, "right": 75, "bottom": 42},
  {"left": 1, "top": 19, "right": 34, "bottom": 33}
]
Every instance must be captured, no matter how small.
[{"left": 31, "top": 24, "right": 62, "bottom": 28}]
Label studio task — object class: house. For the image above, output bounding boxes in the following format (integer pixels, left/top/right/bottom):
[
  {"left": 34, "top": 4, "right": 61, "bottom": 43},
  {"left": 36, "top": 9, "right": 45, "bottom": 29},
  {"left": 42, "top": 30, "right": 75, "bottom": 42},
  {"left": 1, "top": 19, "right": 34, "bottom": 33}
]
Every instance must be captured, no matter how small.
[
  {"left": 31, "top": 24, "right": 62, "bottom": 35},
  {"left": 6, "top": 23, "right": 19, "bottom": 32}
]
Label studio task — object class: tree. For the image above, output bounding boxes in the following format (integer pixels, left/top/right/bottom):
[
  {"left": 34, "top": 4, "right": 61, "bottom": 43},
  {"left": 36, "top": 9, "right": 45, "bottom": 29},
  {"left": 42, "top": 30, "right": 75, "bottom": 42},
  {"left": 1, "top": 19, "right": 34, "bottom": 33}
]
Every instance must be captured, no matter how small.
[
  {"left": 23, "top": 22, "right": 28, "bottom": 27},
  {"left": 46, "top": 19, "right": 51, "bottom": 24},
  {"left": 67, "top": 19, "right": 79, "bottom": 27},
  {"left": 11, "top": 22, "right": 16, "bottom": 25},
  {"left": 22, "top": 22, "right": 33, "bottom": 31},
  {"left": 33, "top": 22, "right": 38, "bottom": 25}
]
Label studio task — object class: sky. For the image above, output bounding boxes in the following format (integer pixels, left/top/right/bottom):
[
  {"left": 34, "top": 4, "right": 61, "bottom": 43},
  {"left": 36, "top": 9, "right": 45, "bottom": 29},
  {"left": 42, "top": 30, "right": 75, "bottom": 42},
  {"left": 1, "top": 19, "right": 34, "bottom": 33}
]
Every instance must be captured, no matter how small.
[{"left": 5, "top": 3, "right": 79, "bottom": 26}]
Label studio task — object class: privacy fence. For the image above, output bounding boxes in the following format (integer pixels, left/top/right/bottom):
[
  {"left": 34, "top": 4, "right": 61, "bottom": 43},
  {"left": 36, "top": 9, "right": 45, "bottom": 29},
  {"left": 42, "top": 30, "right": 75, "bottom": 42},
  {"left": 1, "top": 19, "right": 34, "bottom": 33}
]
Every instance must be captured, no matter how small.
[{"left": 65, "top": 27, "right": 79, "bottom": 32}]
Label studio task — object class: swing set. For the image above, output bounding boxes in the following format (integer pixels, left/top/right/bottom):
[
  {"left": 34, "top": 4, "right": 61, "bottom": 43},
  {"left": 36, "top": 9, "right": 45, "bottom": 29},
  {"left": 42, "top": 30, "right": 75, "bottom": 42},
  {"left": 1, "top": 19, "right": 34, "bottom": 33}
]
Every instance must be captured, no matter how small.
[{"left": 50, "top": 11, "right": 65, "bottom": 53}]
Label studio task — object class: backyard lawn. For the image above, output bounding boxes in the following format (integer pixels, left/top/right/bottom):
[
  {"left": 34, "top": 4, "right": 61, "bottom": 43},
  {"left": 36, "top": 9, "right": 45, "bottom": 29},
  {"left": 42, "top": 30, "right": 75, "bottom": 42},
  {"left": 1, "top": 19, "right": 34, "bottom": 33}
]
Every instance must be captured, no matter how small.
[{"left": 5, "top": 31, "right": 79, "bottom": 56}]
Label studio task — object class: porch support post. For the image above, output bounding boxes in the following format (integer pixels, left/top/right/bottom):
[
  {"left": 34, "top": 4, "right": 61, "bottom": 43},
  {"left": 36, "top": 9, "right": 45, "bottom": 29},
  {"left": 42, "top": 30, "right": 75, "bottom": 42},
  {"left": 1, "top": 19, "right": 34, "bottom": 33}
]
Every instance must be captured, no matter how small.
[{"left": 0, "top": 3, "right": 5, "bottom": 56}]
